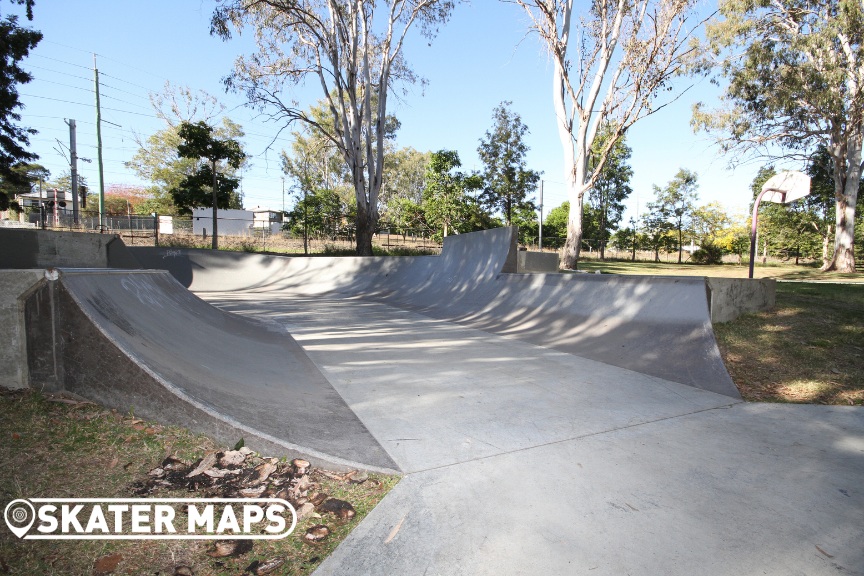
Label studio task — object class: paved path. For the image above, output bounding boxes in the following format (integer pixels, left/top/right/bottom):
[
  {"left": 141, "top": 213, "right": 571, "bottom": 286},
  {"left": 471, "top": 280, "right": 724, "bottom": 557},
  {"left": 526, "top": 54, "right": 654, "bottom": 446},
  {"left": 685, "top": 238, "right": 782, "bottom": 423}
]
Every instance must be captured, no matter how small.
[{"left": 205, "top": 291, "right": 864, "bottom": 576}]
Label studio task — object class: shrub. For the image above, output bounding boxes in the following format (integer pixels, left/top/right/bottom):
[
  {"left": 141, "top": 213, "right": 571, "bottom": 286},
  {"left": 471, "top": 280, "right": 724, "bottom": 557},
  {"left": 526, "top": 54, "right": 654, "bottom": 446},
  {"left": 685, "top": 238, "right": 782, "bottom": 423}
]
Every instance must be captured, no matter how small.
[{"left": 692, "top": 242, "right": 724, "bottom": 265}]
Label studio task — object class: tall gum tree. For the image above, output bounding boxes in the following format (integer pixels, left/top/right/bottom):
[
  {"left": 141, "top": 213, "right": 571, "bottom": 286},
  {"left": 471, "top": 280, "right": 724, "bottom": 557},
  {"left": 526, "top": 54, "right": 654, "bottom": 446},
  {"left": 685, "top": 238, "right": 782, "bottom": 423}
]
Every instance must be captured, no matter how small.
[
  {"left": 211, "top": 0, "right": 457, "bottom": 256},
  {"left": 693, "top": 0, "right": 863, "bottom": 272},
  {"left": 513, "top": 0, "right": 707, "bottom": 268}
]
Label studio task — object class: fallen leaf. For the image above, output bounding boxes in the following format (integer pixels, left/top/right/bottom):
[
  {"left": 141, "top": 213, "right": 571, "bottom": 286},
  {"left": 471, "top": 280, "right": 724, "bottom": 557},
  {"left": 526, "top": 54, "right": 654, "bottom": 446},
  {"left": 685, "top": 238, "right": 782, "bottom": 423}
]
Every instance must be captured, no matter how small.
[
  {"left": 318, "top": 498, "right": 356, "bottom": 520},
  {"left": 186, "top": 453, "right": 218, "bottom": 478},
  {"left": 247, "top": 556, "right": 285, "bottom": 575},
  {"left": 219, "top": 450, "right": 246, "bottom": 467},
  {"left": 304, "top": 525, "right": 330, "bottom": 542},
  {"left": 815, "top": 545, "right": 834, "bottom": 559},
  {"left": 206, "top": 540, "right": 253, "bottom": 558}
]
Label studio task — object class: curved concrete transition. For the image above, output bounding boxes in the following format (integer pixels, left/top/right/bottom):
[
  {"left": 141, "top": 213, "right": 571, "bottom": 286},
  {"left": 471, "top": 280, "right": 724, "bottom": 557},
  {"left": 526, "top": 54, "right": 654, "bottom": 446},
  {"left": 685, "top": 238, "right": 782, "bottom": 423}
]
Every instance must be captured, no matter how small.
[
  {"left": 133, "top": 226, "right": 738, "bottom": 398},
  {"left": 26, "top": 269, "right": 398, "bottom": 474}
]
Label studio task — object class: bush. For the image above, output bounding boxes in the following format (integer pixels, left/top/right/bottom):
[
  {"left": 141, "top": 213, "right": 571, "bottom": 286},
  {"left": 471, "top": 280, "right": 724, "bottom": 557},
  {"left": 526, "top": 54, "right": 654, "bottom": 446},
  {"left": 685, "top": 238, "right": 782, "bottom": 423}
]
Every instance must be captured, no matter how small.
[{"left": 692, "top": 243, "right": 724, "bottom": 265}]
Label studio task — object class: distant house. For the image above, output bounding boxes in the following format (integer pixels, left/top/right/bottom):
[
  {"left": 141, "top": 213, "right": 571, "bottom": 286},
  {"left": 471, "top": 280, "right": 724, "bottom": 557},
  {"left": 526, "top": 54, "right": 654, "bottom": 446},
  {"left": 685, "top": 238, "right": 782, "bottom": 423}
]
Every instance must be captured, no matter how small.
[
  {"left": 14, "top": 188, "right": 73, "bottom": 225},
  {"left": 191, "top": 208, "right": 282, "bottom": 237},
  {"left": 252, "top": 208, "right": 283, "bottom": 235},
  {"left": 192, "top": 208, "right": 253, "bottom": 237}
]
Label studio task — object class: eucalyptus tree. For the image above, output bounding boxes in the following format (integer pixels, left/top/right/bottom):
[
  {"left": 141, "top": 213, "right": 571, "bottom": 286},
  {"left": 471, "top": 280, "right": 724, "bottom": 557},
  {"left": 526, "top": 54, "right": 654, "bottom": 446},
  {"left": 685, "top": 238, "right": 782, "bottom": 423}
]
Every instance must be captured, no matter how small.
[
  {"left": 477, "top": 101, "right": 540, "bottom": 226},
  {"left": 586, "top": 127, "right": 633, "bottom": 258},
  {"left": 514, "top": 0, "right": 707, "bottom": 268},
  {"left": 693, "top": 0, "right": 863, "bottom": 272},
  {"left": 646, "top": 168, "right": 699, "bottom": 263},
  {"left": 212, "top": 0, "right": 458, "bottom": 256}
]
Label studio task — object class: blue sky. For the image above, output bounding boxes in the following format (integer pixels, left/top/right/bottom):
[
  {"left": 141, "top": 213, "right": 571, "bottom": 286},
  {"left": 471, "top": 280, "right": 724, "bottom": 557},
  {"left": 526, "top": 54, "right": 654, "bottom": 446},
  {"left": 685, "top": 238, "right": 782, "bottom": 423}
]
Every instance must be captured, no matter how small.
[{"left": 16, "top": 1, "right": 773, "bottom": 224}]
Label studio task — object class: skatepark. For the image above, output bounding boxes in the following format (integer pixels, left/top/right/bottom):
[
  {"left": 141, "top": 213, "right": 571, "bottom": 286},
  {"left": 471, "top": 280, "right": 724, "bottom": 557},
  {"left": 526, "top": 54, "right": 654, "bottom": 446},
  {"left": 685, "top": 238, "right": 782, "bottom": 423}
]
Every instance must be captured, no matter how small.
[{"left": 1, "top": 226, "right": 862, "bottom": 574}]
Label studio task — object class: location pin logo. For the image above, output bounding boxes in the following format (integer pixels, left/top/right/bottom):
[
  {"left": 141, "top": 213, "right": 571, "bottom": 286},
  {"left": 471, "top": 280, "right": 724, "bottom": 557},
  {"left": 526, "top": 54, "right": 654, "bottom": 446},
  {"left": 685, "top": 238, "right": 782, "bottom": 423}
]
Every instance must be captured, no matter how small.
[{"left": 4, "top": 499, "right": 35, "bottom": 538}]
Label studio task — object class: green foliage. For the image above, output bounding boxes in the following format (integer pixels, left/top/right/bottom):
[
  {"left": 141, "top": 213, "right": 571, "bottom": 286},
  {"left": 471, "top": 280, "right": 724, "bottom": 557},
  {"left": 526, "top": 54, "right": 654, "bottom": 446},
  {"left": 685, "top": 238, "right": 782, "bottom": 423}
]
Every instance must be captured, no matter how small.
[
  {"left": 695, "top": 0, "right": 863, "bottom": 271},
  {"left": 381, "top": 146, "right": 430, "bottom": 208},
  {"left": 749, "top": 149, "right": 843, "bottom": 263},
  {"left": 543, "top": 201, "right": 570, "bottom": 249},
  {"left": 585, "top": 126, "right": 633, "bottom": 256},
  {"left": 422, "top": 150, "right": 482, "bottom": 240},
  {"left": 0, "top": 2, "right": 41, "bottom": 210},
  {"left": 169, "top": 121, "right": 245, "bottom": 216},
  {"left": 477, "top": 101, "right": 539, "bottom": 226},
  {"left": 127, "top": 96, "right": 244, "bottom": 217},
  {"left": 0, "top": 162, "right": 46, "bottom": 211},
  {"left": 691, "top": 242, "right": 724, "bottom": 265},
  {"left": 285, "top": 188, "right": 355, "bottom": 240},
  {"left": 645, "top": 168, "right": 700, "bottom": 263}
]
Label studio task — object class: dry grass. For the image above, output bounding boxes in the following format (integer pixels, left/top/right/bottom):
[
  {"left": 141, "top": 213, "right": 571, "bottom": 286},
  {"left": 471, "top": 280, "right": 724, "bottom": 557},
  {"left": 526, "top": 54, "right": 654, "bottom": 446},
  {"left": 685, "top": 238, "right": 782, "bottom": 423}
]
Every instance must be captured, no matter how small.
[
  {"left": 0, "top": 389, "right": 397, "bottom": 575},
  {"left": 713, "top": 282, "right": 864, "bottom": 405},
  {"left": 576, "top": 257, "right": 864, "bottom": 282}
]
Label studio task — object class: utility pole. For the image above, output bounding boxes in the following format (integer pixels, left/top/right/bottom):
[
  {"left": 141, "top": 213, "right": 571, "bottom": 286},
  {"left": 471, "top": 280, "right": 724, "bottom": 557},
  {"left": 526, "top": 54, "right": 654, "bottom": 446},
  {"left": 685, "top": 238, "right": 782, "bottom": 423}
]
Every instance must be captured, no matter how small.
[
  {"left": 211, "top": 159, "right": 218, "bottom": 249},
  {"left": 93, "top": 55, "right": 106, "bottom": 232},
  {"left": 538, "top": 179, "right": 544, "bottom": 250},
  {"left": 66, "top": 119, "right": 79, "bottom": 225}
]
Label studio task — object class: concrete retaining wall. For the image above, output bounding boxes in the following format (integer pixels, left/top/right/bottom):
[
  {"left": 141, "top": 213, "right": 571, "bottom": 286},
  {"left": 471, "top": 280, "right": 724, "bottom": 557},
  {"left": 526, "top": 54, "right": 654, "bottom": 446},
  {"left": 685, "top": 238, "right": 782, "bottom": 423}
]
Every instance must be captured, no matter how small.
[
  {"left": 517, "top": 250, "right": 559, "bottom": 273},
  {"left": 707, "top": 277, "right": 776, "bottom": 323},
  {"left": 0, "top": 228, "right": 139, "bottom": 269},
  {"left": 0, "top": 270, "right": 46, "bottom": 389}
]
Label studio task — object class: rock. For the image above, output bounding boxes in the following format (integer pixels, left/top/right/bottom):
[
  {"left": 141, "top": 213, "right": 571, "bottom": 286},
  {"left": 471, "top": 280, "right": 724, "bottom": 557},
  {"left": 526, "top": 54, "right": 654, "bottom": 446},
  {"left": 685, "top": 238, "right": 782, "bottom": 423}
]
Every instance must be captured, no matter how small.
[{"left": 348, "top": 471, "right": 369, "bottom": 484}]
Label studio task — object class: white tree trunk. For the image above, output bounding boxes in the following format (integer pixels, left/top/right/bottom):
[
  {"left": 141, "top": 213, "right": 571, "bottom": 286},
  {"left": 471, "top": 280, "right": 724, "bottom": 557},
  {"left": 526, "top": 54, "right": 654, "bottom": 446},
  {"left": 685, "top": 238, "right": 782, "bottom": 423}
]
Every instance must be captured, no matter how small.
[{"left": 824, "top": 129, "right": 861, "bottom": 273}]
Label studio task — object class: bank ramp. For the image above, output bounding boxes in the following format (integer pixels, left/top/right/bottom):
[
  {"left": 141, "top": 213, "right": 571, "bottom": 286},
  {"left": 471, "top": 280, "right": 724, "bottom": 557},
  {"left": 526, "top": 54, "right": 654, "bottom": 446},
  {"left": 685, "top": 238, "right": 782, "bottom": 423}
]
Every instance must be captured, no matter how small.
[
  {"left": 24, "top": 269, "right": 398, "bottom": 473},
  {"left": 133, "top": 227, "right": 739, "bottom": 398}
]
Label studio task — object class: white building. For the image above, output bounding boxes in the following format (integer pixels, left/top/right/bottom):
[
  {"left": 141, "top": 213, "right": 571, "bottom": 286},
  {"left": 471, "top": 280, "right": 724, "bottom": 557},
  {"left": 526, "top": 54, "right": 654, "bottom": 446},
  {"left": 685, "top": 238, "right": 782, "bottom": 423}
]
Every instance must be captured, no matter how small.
[{"left": 191, "top": 208, "right": 282, "bottom": 237}]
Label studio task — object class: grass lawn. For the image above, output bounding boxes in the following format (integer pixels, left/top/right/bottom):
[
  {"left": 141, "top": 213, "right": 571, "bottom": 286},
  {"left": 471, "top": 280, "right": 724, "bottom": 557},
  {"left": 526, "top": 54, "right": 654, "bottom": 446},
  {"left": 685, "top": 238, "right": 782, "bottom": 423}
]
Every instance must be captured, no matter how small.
[
  {"left": 0, "top": 390, "right": 397, "bottom": 575},
  {"left": 575, "top": 257, "right": 864, "bottom": 282},
  {"left": 571, "top": 257, "right": 864, "bottom": 405}
]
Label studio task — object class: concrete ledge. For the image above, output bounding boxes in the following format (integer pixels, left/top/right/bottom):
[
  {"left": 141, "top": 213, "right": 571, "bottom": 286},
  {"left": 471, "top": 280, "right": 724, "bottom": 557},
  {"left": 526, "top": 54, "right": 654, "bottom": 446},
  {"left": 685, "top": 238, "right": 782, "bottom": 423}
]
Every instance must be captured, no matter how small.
[
  {"left": 0, "top": 270, "right": 46, "bottom": 389},
  {"left": 707, "top": 277, "right": 776, "bottom": 323},
  {"left": 0, "top": 228, "right": 139, "bottom": 269},
  {"left": 517, "top": 250, "right": 559, "bottom": 273}
]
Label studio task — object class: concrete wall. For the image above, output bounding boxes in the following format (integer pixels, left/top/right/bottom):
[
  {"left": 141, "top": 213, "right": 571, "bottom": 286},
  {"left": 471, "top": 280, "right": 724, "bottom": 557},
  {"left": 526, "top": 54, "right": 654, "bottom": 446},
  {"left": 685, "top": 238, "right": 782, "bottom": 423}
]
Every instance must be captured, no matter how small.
[
  {"left": 0, "top": 270, "right": 45, "bottom": 389},
  {"left": 707, "top": 277, "right": 776, "bottom": 323},
  {"left": 517, "top": 251, "right": 559, "bottom": 273},
  {"left": 0, "top": 228, "right": 138, "bottom": 269}
]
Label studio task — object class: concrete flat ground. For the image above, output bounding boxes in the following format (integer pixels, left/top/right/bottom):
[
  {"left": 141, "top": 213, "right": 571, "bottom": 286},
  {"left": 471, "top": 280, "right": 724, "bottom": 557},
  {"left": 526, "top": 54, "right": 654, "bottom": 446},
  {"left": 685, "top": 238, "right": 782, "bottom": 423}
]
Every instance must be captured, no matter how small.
[{"left": 205, "top": 291, "right": 864, "bottom": 576}]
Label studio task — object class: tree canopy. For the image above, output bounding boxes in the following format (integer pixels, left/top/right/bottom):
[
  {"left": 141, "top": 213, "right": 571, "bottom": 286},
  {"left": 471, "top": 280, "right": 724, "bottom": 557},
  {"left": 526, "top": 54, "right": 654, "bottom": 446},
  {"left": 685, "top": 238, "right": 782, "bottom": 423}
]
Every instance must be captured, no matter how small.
[
  {"left": 477, "top": 101, "right": 539, "bottom": 227},
  {"left": 694, "top": 0, "right": 863, "bottom": 272},
  {"left": 0, "top": 0, "right": 41, "bottom": 210},
  {"left": 515, "top": 0, "right": 706, "bottom": 268},
  {"left": 212, "top": 0, "right": 458, "bottom": 256},
  {"left": 170, "top": 121, "right": 246, "bottom": 231}
]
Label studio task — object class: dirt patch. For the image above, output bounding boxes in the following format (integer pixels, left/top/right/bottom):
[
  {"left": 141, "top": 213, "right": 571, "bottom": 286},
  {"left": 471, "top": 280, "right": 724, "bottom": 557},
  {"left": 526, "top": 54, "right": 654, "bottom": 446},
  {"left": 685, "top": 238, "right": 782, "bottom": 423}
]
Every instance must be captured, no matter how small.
[{"left": 0, "top": 388, "right": 397, "bottom": 575}]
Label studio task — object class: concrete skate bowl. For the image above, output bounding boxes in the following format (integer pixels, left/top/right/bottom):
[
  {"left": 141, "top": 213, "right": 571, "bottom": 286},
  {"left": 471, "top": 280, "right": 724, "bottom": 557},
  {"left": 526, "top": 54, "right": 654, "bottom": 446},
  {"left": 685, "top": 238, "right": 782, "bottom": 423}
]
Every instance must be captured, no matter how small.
[
  {"left": 23, "top": 269, "right": 398, "bottom": 473},
  {"left": 132, "top": 227, "right": 739, "bottom": 399}
]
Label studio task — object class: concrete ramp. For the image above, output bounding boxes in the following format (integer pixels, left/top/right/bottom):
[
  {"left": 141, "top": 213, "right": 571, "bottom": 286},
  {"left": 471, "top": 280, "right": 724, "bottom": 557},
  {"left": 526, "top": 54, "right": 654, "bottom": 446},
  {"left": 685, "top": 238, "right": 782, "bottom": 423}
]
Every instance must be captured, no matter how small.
[
  {"left": 24, "top": 269, "right": 398, "bottom": 473},
  {"left": 132, "top": 227, "right": 739, "bottom": 398}
]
